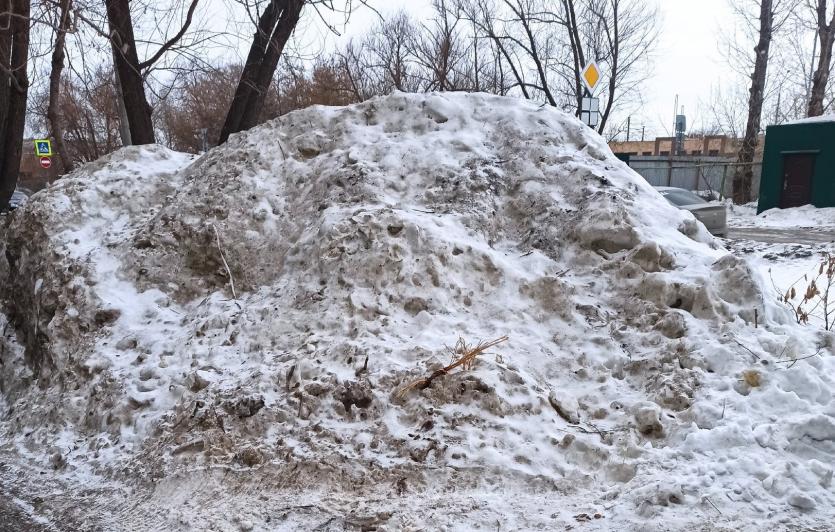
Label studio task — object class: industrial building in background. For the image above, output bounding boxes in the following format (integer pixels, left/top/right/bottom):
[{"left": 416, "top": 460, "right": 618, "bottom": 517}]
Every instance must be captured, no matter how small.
[{"left": 610, "top": 132, "right": 764, "bottom": 200}]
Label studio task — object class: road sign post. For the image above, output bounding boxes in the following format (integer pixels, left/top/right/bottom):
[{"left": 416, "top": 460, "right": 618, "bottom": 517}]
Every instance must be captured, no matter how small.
[
  {"left": 581, "top": 61, "right": 602, "bottom": 95},
  {"left": 580, "top": 97, "right": 600, "bottom": 128},
  {"left": 34, "top": 139, "right": 54, "bottom": 172},
  {"left": 34, "top": 139, "right": 53, "bottom": 157},
  {"left": 579, "top": 62, "right": 603, "bottom": 129}
]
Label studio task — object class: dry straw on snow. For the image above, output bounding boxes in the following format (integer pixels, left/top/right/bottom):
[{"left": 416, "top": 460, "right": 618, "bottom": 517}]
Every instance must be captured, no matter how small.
[{"left": 396, "top": 336, "right": 509, "bottom": 398}]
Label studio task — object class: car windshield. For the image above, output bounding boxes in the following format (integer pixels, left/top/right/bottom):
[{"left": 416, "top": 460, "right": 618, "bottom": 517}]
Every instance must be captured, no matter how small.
[{"left": 660, "top": 189, "right": 708, "bottom": 207}]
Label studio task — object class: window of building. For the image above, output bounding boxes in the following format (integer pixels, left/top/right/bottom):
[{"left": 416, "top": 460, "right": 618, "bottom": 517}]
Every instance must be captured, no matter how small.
[
  {"left": 642, "top": 151, "right": 652, "bottom": 156},
  {"left": 709, "top": 150, "right": 719, "bottom": 156},
  {"left": 660, "top": 151, "right": 670, "bottom": 156}
]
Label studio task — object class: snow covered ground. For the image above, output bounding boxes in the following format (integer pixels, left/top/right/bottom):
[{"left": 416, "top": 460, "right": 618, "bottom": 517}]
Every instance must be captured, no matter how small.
[
  {"left": 725, "top": 203, "right": 835, "bottom": 333},
  {"left": 0, "top": 93, "right": 834, "bottom": 531},
  {"left": 728, "top": 202, "right": 835, "bottom": 231}
]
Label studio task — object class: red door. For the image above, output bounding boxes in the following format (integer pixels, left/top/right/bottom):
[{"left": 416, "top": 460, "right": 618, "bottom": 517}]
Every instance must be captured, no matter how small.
[{"left": 780, "top": 154, "right": 816, "bottom": 208}]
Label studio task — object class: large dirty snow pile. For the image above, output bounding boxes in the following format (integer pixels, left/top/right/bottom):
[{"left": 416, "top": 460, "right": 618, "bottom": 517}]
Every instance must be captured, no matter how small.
[{"left": 1, "top": 93, "right": 834, "bottom": 530}]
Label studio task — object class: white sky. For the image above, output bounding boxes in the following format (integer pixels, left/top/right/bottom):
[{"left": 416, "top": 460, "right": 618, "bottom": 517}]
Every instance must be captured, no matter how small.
[{"left": 312, "top": 0, "right": 737, "bottom": 139}]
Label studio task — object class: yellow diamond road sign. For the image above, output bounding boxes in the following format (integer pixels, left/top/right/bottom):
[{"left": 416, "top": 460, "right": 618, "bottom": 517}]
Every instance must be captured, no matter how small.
[
  {"left": 582, "top": 61, "right": 602, "bottom": 95},
  {"left": 34, "top": 139, "right": 53, "bottom": 157}
]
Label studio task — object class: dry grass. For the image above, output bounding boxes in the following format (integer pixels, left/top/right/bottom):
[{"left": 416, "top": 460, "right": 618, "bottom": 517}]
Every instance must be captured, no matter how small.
[
  {"left": 776, "top": 253, "right": 835, "bottom": 330},
  {"left": 396, "top": 336, "right": 509, "bottom": 398},
  {"left": 742, "top": 369, "right": 761, "bottom": 388}
]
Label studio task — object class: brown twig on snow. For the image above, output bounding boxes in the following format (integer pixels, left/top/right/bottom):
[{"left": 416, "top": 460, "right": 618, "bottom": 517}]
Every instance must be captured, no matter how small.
[
  {"left": 728, "top": 336, "right": 761, "bottom": 361},
  {"left": 396, "top": 336, "right": 509, "bottom": 398},
  {"left": 211, "top": 224, "right": 237, "bottom": 299},
  {"left": 775, "top": 349, "right": 824, "bottom": 369},
  {"left": 704, "top": 496, "right": 723, "bottom": 515}
]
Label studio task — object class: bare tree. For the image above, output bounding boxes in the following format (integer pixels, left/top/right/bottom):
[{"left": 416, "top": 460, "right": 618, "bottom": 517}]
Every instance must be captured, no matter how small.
[
  {"left": 462, "top": 0, "right": 657, "bottom": 132},
  {"left": 0, "top": 0, "right": 31, "bottom": 209},
  {"left": 586, "top": 0, "right": 659, "bottom": 133},
  {"left": 100, "top": 0, "right": 204, "bottom": 145},
  {"left": 732, "top": 0, "right": 796, "bottom": 203},
  {"left": 31, "top": 65, "right": 129, "bottom": 165},
  {"left": 219, "top": 0, "right": 304, "bottom": 144},
  {"left": 705, "top": 83, "right": 749, "bottom": 138},
  {"left": 465, "top": 0, "right": 560, "bottom": 103},
  {"left": 159, "top": 65, "right": 244, "bottom": 152},
  {"left": 47, "top": 0, "right": 75, "bottom": 173},
  {"left": 410, "top": 0, "right": 472, "bottom": 91},
  {"left": 461, "top": 0, "right": 532, "bottom": 98},
  {"left": 808, "top": 0, "right": 835, "bottom": 116},
  {"left": 335, "top": 40, "right": 378, "bottom": 100},
  {"left": 275, "top": 59, "right": 359, "bottom": 111},
  {"left": 347, "top": 11, "right": 421, "bottom": 95},
  {"left": 776, "top": 12, "right": 819, "bottom": 121},
  {"left": 105, "top": 0, "right": 156, "bottom": 144},
  {"left": 546, "top": 0, "right": 585, "bottom": 116}
]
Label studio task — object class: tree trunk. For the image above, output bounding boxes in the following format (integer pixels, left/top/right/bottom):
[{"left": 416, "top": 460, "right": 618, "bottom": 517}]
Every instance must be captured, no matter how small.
[
  {"left": 733, "top": 0, "right": 773, "bottom": 205},
  {"left": 238, "top": 0, "right": 303, "bottom": 131},
  {"left": 47, "top": 0, "right": 74, "bottom": 174},
  {"left": 85, "top": 112, "right": 101, "bottom": 160},
  {"left": 563, "top": 0, "right": 587, "bottom": 116},
  {"left": 598, "top": 0, "right": 620, "bottom": 134},
  {"left": 473, "top": 19, "right": 479, "bottom": 91},
  {"left": 0, "top": 0, "right": 30, "bottom": 209},
  {"left": 112, "top": 47, "right": 132, "bottom": 146},
  {"left": 0, "top": 3, "right": 12, "bottom": 150},
  {"left": 808, "top": 0, "right": 835, "bottom": 117},
  {"left": 218, "top": 0, "right": 285, "bottom": 144},
  {"left": 106, "top": 0, "right": 155, "bottom": 145}
]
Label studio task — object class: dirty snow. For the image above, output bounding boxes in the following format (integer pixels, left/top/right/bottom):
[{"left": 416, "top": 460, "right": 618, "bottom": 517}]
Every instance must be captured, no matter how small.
[{"left": 1, "top": 93, "right": 834, "bottom": 530}]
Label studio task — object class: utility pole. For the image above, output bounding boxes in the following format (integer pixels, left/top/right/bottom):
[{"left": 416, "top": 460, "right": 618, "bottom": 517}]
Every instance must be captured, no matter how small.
[
  {"left": 626, "top": 116, "right": 631, "bottom": 141},
  {"left": 672, "top": 95, "right": 679, "bottom": 156}
]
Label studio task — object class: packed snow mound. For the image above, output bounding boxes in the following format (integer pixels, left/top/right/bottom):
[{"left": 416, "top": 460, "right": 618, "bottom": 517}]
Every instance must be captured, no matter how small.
[
  {"left": 1, "top": 93, "right": 834, "bottom": 530},
  {"left": 129, "top": 92, "right": 718, "bottom": 299}
]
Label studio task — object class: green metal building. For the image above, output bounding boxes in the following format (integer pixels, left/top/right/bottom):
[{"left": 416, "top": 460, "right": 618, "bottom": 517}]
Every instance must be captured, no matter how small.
[{"left": 758, "top": 117, "right": 835, "bottom": 213}]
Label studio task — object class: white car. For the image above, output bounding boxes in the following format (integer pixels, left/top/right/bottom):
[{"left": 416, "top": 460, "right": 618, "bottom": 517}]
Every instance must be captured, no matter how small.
[{"left": 655, "top": 187, "right": 727, "bottom": 237}]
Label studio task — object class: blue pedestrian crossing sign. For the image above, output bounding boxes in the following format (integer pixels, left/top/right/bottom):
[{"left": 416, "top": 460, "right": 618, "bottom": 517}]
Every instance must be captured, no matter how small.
[{"left": 34, "top": 139, "right": 53, "bottom": 157}]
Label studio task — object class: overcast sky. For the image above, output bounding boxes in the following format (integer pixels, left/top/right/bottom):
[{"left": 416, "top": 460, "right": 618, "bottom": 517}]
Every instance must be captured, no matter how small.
[{"left": 304, "top": 0, "right": 737, "bottom": 139}]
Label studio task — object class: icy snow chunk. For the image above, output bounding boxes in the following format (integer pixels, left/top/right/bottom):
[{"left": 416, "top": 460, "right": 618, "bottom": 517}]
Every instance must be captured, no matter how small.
[
  {"left": 632, "top": 402, "right": 664, "bottom": 437},
  {"left": 787, "top": 491, "right": 816, "bottom": 510},
  {"left": 548, "top": 390, "right": 579, "bottom": 424}
]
